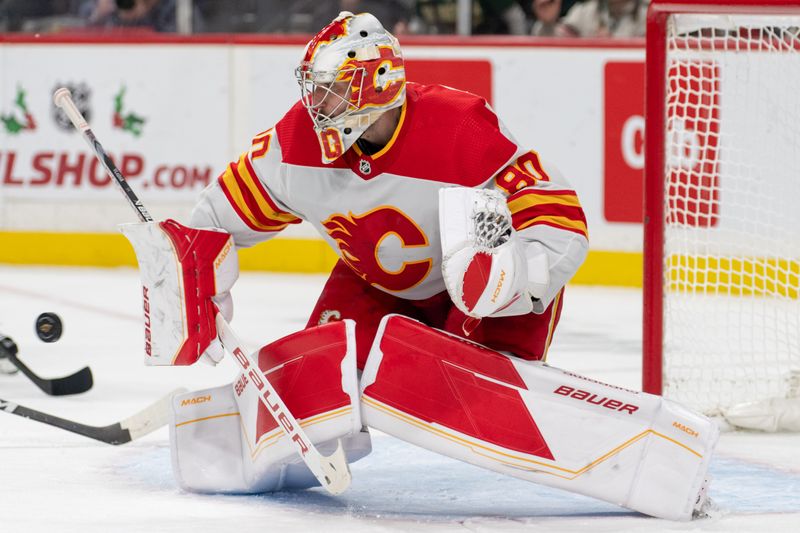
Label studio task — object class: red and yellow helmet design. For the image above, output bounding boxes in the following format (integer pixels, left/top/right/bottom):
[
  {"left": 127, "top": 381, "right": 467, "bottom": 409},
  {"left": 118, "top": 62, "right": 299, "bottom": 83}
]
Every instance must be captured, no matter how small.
[{"left": 295, "top": 12, "right": 406, "bottom": 164}]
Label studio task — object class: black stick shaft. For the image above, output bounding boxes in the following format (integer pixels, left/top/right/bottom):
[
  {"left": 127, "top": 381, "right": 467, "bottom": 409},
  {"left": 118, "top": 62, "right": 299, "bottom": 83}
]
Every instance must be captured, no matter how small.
[
  {"left": 0, "top": 398, "right": 131, "bottom": 444},
  {"left": 0, "top": 388, "right": 179, "bottom": 445},
  {"left": 84, "top": 128, "right": 152, "bottom": 223},
  {"left": 53, "top": 88, "right": 152, "bottom": 223}
]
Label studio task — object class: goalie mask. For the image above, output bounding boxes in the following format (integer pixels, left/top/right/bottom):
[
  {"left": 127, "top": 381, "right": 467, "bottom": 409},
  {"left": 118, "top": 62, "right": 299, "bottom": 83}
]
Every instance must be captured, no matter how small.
[{"left": 296, "top": 11, "right": 406, "bottom": 164}]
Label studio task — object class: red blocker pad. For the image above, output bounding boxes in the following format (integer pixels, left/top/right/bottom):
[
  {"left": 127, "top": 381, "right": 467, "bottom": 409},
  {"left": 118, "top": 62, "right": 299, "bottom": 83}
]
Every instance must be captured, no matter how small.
[{"left": 360, "top": 315, "right": 718, "bottom": 521}]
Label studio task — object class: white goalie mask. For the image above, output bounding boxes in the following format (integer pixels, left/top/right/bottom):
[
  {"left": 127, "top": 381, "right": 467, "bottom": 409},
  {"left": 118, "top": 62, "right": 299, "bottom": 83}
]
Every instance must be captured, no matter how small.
[{"left": 295, "top": 11, "right": 406, "bottom": 164}]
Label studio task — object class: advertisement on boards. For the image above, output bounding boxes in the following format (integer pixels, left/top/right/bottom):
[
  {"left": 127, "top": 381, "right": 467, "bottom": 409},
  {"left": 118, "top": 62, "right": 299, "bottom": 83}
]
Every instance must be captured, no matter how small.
[{"left": 0, "top": 45, "right": 230, "bottom": 202}]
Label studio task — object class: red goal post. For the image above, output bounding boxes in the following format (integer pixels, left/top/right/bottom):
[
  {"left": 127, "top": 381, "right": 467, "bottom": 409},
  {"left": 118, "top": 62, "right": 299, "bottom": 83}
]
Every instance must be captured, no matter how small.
[{"left": 644, "top": 0, "right": 800, "bottom": 429}]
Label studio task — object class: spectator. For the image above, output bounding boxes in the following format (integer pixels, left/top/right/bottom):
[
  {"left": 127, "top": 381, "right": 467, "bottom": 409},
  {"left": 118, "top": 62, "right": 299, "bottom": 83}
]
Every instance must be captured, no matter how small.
[
  {"left": 195, "top": 0, "right": 290, "bottom": 33},
  {"left": 312, "top": 0, "right": 415, "bottom": 36},
  {"left": 530, "top": 0, "right": 575, "bottom": 36},
  {"left": 79, "top": 0, "right": 204, "bottom": 32},
  {"left": 532, "top": 0, "right": 647, "bottom": 38},
  {"left": 476, "top": 0, "right": 528, "bottom": 35},
  {"left": 1, "top": 0, "right": 82, "bottom": 32}
]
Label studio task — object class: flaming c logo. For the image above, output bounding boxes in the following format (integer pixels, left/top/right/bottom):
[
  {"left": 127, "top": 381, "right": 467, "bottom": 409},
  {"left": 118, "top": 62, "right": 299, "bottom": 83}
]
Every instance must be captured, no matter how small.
[{"left": 323, "top": 206, "right": 432, "bottom": 292}]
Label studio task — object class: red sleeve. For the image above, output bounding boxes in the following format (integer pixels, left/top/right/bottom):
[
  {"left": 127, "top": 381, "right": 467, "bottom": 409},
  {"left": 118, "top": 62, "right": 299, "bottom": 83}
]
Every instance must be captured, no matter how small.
[
  {"left": 381, "top": 84, "right": 518, "bottom": 187},
  {"left": 450, "top": 96, "right": 519, "bottom": 187}
]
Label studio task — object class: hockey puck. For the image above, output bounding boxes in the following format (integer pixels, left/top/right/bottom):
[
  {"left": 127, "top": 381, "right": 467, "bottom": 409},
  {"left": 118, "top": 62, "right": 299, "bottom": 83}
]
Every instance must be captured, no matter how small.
[{"left": 35, "top": 312, "right": 63, "bottom": 343}]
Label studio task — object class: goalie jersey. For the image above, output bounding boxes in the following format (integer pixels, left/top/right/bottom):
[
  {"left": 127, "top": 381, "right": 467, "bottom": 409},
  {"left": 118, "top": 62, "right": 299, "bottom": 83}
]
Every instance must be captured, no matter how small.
[{"left": 191, "top": 83, "right": 589, "bottom": 309}]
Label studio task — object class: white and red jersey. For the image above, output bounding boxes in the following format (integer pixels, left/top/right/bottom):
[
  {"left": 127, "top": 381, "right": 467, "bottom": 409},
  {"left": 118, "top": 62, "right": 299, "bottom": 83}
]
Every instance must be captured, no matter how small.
[{"left": 191, "top": 83, "right": 588, "bottom": 307}]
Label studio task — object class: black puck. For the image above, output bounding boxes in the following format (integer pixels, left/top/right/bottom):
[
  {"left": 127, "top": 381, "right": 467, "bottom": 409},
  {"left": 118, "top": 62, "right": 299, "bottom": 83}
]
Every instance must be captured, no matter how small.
[{"left": 35, "top": 312, "right": 63, "bottom": 343}]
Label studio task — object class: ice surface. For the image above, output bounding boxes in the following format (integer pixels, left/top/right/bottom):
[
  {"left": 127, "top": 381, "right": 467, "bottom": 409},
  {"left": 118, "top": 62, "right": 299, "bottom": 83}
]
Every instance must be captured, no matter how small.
[{"left": 1, "top": 266, "right": 798, "bottom": 532}]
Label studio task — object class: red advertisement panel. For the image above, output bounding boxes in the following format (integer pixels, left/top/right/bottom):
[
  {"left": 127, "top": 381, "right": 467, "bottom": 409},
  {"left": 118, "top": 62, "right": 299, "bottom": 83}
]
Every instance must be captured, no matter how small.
[
  {"left": 405, "top": 59, "right": 493, "bottom": 105},
  {"left": 604, "top": 61, "right": 645, "bottom": 223}
]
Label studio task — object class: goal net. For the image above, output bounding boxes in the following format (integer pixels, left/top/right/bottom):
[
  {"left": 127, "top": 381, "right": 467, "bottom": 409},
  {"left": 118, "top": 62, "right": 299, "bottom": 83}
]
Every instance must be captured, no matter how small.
[{"left": 644, "top": 2, "right": 800, "bottom": 430}]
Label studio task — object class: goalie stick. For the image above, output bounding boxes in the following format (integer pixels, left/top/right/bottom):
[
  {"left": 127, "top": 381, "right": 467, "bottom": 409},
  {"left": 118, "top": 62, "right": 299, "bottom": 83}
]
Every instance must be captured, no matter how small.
[
  {"left": 0, "top": 334, "right": 93, "bottom": 396},
  {"left": 53, "top": 88, "right": 352, "bottom": 495},
  {"left": 0, "top": 388, "right": 183, "bottom": 445}
]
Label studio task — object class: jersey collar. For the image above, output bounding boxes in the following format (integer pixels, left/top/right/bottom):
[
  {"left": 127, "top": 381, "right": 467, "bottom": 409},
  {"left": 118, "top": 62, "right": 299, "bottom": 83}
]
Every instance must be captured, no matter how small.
[{"left": 351, "top": 100, "right": 408, "bottom": 161}]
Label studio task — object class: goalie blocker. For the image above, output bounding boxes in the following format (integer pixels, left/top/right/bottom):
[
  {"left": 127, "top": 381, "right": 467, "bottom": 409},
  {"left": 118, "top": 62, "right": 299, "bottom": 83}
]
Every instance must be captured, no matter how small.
[{"left": 120, "top": 219, "right": 237, "bottom": 366}]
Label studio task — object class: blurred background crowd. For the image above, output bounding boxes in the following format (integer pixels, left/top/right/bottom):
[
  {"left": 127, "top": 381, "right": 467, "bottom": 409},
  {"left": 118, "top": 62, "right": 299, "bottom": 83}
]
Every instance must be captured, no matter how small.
[{"left": 0, "top": 0, "right": 647, "bottom": 38}]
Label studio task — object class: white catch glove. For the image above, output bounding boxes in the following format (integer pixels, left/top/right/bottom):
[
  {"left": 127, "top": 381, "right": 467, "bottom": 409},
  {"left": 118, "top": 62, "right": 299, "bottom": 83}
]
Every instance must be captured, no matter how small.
[{"left": 440, "top": 187, "right": 550, "bottom": 318}]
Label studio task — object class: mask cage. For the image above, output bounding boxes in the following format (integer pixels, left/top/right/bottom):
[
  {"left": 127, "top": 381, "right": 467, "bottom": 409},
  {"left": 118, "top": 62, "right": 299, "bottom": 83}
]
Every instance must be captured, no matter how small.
[{"left": 296, "top": 67, "right": 366, "bottom": 131}]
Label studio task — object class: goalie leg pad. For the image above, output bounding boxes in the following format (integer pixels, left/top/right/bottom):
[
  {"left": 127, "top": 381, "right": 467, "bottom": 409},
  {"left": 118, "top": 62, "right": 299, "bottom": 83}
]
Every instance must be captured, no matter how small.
[
  {"left": 171, "top": 320, "right": 370, "bottom": 493},
  {"left": 360, "top": 315, "right": 718, "bottom": 521},
  {"left": 170, "top": 384, "right": 248, "bottom": 493}
]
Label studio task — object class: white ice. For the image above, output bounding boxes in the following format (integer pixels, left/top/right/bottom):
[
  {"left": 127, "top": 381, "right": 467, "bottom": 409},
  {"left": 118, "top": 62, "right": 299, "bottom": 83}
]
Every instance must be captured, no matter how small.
[{"left": 1, "top": 265, "right": 798, "bottom": 533}]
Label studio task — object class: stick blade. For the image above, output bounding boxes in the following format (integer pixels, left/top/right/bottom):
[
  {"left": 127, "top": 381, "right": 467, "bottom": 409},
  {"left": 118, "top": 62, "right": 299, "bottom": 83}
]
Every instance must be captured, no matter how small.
[
  {"left": 319, "top": 439, "right": 352, "bottom": 495},
  {"left": 47, "top": 366, "right": 94, "bottom": 396},
  {"left": 8, "top": 355, "right": 93, "bottom": 396}
]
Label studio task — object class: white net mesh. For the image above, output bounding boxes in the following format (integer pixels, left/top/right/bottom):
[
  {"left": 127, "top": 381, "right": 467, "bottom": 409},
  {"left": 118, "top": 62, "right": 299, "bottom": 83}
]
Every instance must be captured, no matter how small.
[{"left": 662, "top": 14, "right": 800, "bottom": 415}]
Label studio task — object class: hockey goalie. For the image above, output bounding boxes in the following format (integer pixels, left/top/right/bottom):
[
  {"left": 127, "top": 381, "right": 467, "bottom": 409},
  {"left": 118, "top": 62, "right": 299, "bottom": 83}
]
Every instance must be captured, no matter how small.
[{"left": 120, "top": 11, "right": 717, "bottom": 521}]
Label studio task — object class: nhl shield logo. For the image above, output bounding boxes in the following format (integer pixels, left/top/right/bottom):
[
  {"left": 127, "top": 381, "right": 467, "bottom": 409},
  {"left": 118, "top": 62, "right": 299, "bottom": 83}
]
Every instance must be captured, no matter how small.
[{"left": 359, "top": 159, "right": 372, "bottom": 175}]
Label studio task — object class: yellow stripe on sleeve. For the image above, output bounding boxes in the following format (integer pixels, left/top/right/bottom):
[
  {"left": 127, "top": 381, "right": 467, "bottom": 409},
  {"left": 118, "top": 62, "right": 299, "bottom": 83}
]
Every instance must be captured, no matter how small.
[
  {"left": 517, "top": 215, "right": 588, "bottom": 236},
  {"left": 219, "top": 165, "right": 290, "bottom": 232},
  {"left": 237, "top": 156, "right": 299, "bottom": 224},
  {"left": 507, "top": 192, "right": 582, "bottom": 215}
]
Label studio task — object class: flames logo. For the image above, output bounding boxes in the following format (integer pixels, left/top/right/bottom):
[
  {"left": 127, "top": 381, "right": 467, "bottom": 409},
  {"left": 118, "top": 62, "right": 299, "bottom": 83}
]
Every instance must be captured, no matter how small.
[
  {"left": 340, "top": 46, "right": 405, "bottom": 109},
  {"left": 300, "top": 16, "right": 349, "bottom": 67},
  {"left": 323, "top": 207, "right": 432, "bottom": 292}
]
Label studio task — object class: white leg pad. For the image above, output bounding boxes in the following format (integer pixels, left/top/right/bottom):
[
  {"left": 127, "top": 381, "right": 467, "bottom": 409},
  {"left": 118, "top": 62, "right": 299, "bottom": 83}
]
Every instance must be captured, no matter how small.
[
  {"left": 170, "top": 320, "right": 370, "bottom": 493},
  {"left": 170, "top": 384, "right": 247, "bottom": 492},
  {"left": 360, "top": 315, "right": 718, "bottom": 521}
]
